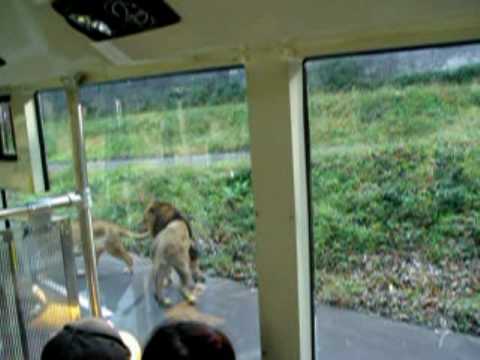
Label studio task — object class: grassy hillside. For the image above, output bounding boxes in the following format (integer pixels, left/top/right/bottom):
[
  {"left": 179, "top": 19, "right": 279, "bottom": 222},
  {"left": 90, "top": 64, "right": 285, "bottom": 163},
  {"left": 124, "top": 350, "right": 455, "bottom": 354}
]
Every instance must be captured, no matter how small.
[
  {"left": 45, "top": 81, "right": 480, "bottom": 162},
  {"left": 44, "top": 103, "right": 249, "bottom": 162},
  {"left": 308, "top": 79, "right": 480, "bottom": 335},
  {"left": 309, "top": 83, "right": 480, "bottom": 154}
]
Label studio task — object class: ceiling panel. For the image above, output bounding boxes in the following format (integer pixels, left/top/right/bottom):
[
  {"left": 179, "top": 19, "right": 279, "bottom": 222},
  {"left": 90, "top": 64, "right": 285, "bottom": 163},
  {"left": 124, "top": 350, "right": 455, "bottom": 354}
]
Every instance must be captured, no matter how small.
[{"left": 0, "top": 0, "right": 479, "bottom": 88}]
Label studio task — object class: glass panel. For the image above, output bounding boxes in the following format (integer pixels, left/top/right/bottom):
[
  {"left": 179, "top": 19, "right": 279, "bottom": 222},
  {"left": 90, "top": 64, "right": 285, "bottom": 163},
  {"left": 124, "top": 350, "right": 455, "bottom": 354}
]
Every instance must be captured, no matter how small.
[
  {"left": 4, "top": 91, "right": 75, "bottom": 209},
  {"left": 32, "top": 68, "right": 260, "bottom": 356},
  {"left": 6, "top": 67, "right": 260, "bottom": 357},
  {"left": 306, "top": 44, "right": 480, "bottom": 359},
  {"left": 37, "top": 91, "right": 75, "bottom": 198},
  {"left": 0, "top": 100, "right": 16, "bottom": 158}
]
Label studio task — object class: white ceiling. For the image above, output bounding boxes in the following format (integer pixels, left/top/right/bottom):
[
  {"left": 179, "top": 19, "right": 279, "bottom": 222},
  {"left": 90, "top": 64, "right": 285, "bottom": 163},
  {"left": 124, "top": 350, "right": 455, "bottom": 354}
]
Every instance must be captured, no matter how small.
[{"left": 1, "top": 0, "right": 480, "bottom": 89}]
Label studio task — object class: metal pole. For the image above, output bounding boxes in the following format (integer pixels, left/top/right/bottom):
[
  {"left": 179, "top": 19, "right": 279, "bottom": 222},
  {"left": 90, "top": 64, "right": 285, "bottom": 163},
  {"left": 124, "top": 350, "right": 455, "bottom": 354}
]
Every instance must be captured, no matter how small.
[
  {"left": 65, "top": 79, "right": 102, "bottom": 318},
  {"left": 59, "top": 219, "right": 81, "bottom": 321},
  {"left": 1, "top": 189, "right": 10, "bottom": 228}
]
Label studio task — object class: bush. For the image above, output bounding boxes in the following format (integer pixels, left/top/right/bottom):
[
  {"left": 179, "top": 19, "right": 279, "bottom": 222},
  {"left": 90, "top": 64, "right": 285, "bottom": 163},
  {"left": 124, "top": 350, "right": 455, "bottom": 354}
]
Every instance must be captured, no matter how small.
[
  {"left": 312, "top": 142, "right": 480, "bottom": 272},
  {"left": 308, "top": 58, "right": 366, "bottom": 92},
  {"left": 308, "top": 62, "right": 480, "bottom": 93},
  {"left": 393, "top": 64, "right": 480, "bottom": 87}
]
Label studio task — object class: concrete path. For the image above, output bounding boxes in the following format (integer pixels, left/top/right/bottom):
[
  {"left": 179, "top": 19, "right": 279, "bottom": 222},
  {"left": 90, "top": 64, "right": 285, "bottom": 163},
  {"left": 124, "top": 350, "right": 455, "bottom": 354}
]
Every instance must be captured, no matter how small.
[
  {"left": 76, "top": 255, "right": 480, "bottom": 360},
  {"left": 49, "top": 151, "right": 250, "bottom": 172}
]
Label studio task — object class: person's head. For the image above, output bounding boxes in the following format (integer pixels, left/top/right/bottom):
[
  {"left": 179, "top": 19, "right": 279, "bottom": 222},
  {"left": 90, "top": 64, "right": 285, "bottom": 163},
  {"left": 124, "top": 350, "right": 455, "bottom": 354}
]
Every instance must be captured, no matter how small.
[
  {"left": 142, "top": 321, "right": 235, "bottom": 360},
  {"left": 41, "top": 318, "right": 131, "bottom": 360}
]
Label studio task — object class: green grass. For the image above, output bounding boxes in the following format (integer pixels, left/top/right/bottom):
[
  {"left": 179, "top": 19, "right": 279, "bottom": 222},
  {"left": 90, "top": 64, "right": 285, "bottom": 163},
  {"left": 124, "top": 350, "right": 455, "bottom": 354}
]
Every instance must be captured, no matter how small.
[
  {"left": 311, "top": 142, "right": 480, "bottom": 270},
  {"left": 44, "top": 82, "right": 480, "bottom": 165},
  {"left": 308, "top": 83, "right": 480, "bottom": 158},
  {"left": 44, "top": 103, "right": 249, "bottom": 162},
  {"left": 451, "top": 294, "right": 480, "bottom": 334}
]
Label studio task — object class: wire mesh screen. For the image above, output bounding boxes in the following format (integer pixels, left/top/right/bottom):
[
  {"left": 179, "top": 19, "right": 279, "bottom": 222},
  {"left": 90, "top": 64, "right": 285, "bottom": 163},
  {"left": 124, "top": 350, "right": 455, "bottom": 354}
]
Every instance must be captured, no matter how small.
[
  {"left": 0, "top": 214, "right": 80, "bottom": 360},
  {"left": 0, "top": 231, "right": 25, "bottom": 359}
]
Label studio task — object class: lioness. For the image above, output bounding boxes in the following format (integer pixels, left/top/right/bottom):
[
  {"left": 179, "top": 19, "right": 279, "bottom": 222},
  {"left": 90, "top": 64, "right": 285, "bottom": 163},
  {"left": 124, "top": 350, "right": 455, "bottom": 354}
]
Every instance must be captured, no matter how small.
[
  {"left": 144, "top": 201, "right": 203, "bottom": 306},
  {"left": 71, "top": 219, "right": 149, "bottom": 273}
]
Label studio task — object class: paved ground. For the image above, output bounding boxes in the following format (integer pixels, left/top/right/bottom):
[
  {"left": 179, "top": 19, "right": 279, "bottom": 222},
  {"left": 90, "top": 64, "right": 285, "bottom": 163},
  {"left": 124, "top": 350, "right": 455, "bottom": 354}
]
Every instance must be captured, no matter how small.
[{"left": 76, "top": 255, "right": 480, "bottom": 360}]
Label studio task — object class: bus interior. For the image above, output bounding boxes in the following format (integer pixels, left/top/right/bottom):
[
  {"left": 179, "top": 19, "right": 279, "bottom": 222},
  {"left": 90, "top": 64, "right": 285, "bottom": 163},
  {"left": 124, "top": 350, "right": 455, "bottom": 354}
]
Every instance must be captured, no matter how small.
[{"left": 1, "top": 1, "right": 480, "bottom": 359}]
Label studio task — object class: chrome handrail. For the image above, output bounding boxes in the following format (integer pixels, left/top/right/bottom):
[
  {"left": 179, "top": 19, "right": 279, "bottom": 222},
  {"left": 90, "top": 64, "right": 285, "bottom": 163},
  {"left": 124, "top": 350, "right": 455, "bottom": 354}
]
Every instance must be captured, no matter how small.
[{"left": 0, "top": 192, "right": 82, "bottom": 220}]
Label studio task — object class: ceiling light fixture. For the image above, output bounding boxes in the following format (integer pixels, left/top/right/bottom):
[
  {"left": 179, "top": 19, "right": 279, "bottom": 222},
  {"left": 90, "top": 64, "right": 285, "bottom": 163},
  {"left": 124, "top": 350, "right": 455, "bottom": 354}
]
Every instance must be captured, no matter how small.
[{"left": 52, "top": 0, "right": 181, "bottom": 41}]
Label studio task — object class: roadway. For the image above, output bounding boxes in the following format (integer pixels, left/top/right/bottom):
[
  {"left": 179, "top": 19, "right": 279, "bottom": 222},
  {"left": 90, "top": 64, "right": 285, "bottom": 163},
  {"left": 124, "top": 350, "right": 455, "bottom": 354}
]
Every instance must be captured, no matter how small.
[{"left": 76, "top": 254, "right": 480, "bottom": 360}]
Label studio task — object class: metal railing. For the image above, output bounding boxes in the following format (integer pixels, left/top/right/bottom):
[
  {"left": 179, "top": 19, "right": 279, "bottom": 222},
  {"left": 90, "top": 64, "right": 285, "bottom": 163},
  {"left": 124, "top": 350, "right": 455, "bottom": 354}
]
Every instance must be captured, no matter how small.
[
  {"left": 0, "top": 193, "right": 82, "bottom": 220},
  {"left": 0, "top": 76, "right": 103, "bottom": 359},
  {"left": 1, "top": 77, "right": 102, "bottom": 319}
]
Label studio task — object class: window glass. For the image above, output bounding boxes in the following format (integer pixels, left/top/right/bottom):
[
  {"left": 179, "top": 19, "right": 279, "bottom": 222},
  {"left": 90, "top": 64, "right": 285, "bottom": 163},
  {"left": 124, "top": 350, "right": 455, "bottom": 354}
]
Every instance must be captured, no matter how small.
[
  {"left": 34, "top": 68, "right": 260, "bottom": 355},
  {"left": 306, "top": 44, "right": 480, "bottom": 358},
  {"left": 4, "top": 91, "right": 75, "bottom": 207},
  {"left": 0, "top": 99, "right": 16, "bottom": 159}
]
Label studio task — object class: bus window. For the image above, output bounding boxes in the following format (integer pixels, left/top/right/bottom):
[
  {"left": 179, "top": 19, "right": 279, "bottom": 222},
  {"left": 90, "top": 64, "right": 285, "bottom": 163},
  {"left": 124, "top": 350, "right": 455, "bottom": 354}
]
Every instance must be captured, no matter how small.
[
  {"left": 37, "top": 67, "right": 260, "bottom": 355},
  {"left": 305, "top": 43, "right": 480, "bottom": 358}
]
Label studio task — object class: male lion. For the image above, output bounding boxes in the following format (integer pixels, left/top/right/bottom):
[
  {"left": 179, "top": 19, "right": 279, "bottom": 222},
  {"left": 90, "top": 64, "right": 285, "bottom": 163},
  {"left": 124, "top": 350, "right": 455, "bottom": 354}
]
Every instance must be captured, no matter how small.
[
  {"left": 71, "top": 219, "right": 149, "bottom": 273},
  {"left": 144, "top": 201, "right": 203, "bottom": 306}
]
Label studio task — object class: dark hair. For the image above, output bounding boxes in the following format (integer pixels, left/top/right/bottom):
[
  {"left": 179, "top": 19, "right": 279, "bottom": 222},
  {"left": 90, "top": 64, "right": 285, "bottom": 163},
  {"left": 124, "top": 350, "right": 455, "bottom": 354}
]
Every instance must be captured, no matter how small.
[
  {"left": 142, "top": 321, "right": 235, "bottom": 360},
  {"left": 41, "top": 318, "right": 130, "bottom": 360}
]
